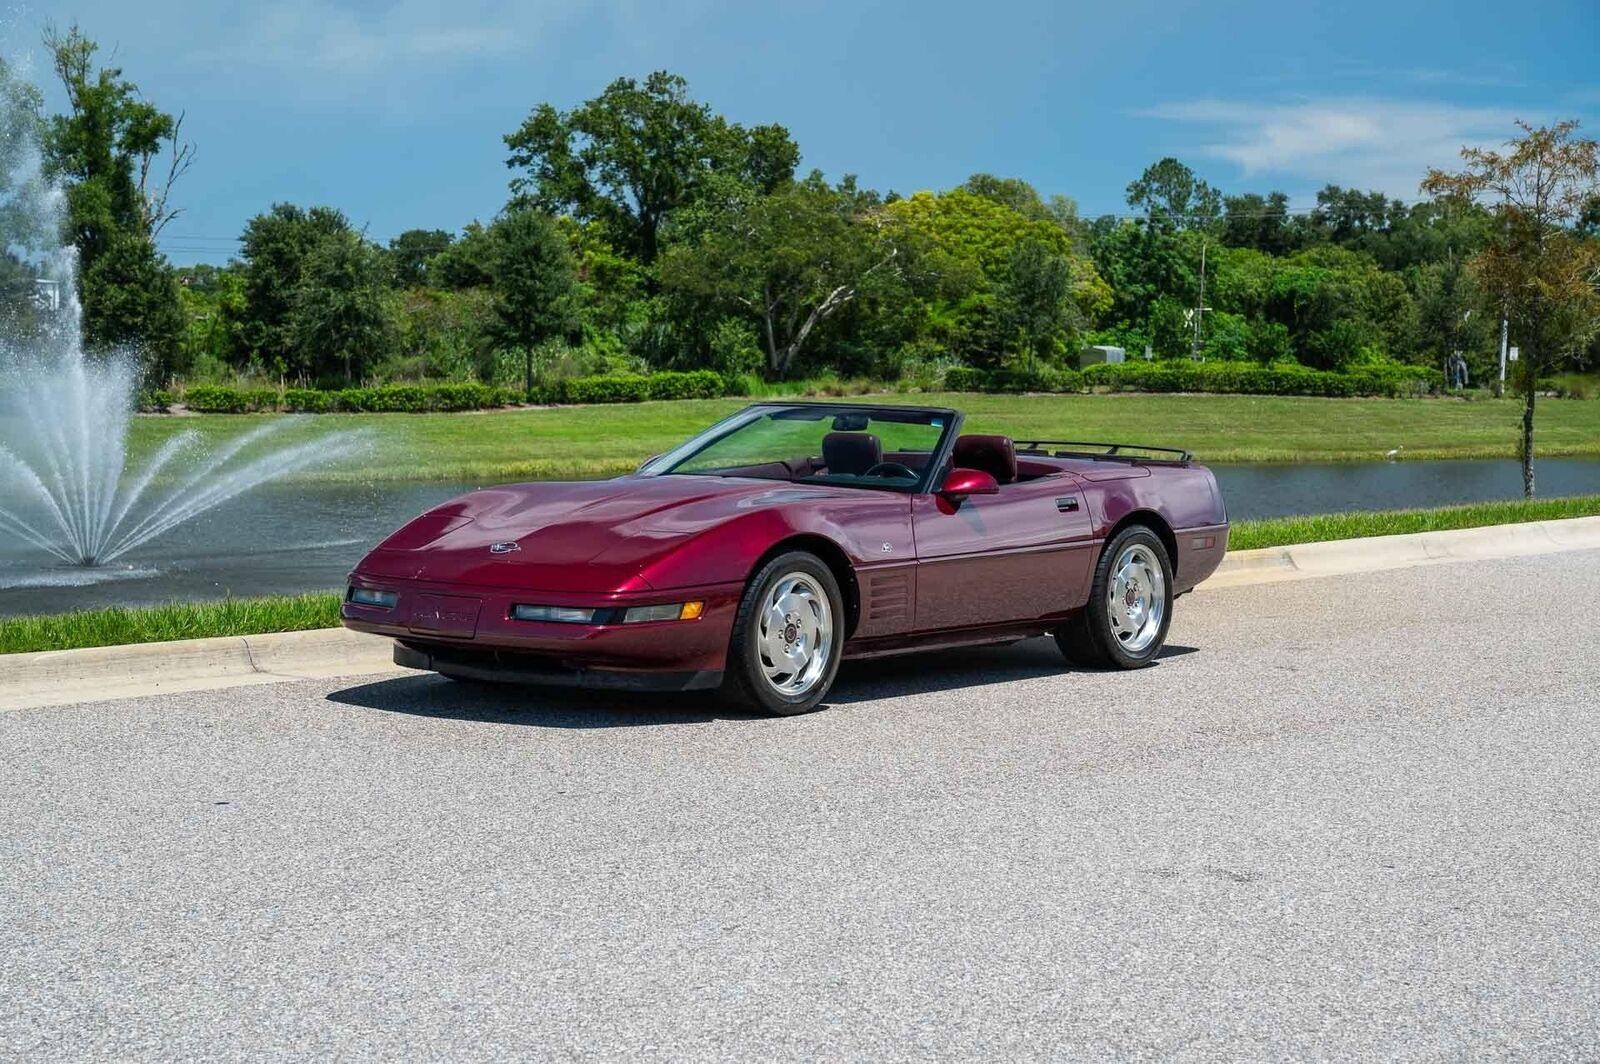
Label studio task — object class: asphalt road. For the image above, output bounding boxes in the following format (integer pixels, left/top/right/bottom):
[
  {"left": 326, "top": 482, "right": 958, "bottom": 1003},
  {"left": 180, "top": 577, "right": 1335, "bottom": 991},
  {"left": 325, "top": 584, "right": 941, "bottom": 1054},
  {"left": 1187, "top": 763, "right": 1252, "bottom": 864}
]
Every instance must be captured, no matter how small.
[{"left": 4, "top": 552, "right": 1599, "bottom": 1061}]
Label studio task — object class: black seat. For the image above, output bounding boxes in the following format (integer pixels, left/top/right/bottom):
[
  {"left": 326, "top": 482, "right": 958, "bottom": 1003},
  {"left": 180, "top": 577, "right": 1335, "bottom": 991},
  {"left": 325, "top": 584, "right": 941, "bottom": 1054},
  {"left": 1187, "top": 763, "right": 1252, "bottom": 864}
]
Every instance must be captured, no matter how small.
[
  {"left": 951, "top": 434, "right": 1017, "bottom": 485},
  {"left": 822, "top": 432, "right": 883, "bottom": 476}
]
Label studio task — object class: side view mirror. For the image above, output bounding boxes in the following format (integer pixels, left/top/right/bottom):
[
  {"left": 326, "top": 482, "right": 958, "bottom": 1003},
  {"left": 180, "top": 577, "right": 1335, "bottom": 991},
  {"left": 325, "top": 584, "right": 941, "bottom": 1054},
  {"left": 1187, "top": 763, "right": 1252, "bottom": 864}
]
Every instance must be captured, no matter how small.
[{"left": 939, "top": 467, "right": 999, "bottom": 503}]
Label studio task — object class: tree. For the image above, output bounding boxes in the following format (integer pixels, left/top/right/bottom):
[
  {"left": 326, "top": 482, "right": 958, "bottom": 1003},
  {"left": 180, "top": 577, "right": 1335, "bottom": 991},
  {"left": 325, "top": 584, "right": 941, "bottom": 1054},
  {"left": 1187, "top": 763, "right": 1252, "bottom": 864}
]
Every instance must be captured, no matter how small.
[
  {"left": 961, "top": 174, "right": 1051, "bottom": 221},
  {"left": 659, "top": 176, "right": 895, "bottom": 377},
  {"left": 1221, "top": 192, "right": 1296, "bottom": 255},
  {"left": 237, "top": 204, "right": 353, "bottom": 368},
  {"left": 386, "top": 228, "right": 453, "bottom": 288},
  {"left": 288, "top": 230, "right": 391, "bottom": 384},
  {"left": 884, "top": 188, "right": 1109, "bottom": 368},
  {"left": 1425, "top": 120, "right": 1600, "bottom": 496},
  {"left": 40, "top": 25, "right": 190, "bottom": 370},
  {"left": 79, "top": 234, "right": 186, "bottom": 381},
  {"left": 487, "top": 208, "right": 579, "bottom": 394},
  {"left": 430, "top": 222, "right": 496, "bottom": 290},
  {"left": 504, "top": 71, "right": 798, "bottom": 265},
  {"left": 1126, "top": 158, "right": 1221, "bottom": 231},
  {"left": 1000, "top": 238, "right": 1078, "bottom": 372}
]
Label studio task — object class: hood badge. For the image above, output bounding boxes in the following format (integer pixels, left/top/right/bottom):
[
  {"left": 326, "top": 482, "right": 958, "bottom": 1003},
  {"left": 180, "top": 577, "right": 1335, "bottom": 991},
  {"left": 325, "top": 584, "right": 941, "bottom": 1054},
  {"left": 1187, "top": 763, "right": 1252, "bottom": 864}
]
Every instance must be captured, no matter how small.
[{"left": 489, "top": 542, "right": 521, "bottom": 555}]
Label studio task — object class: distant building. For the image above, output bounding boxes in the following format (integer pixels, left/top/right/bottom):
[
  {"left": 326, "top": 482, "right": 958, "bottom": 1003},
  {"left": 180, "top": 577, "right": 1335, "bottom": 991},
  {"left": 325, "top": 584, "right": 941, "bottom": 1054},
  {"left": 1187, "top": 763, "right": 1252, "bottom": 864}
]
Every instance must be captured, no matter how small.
[
  {"left": 1078, "top": 345, "right": 1125, "bottom": 368},
  {"left": 33, "top": 278, "right": 60, "bottom": 312}
]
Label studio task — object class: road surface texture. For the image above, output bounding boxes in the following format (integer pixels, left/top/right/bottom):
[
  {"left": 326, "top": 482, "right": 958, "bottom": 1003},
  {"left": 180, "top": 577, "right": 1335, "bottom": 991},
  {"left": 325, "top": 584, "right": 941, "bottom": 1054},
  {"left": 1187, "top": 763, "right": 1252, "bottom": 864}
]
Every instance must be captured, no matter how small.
[{"left": 3, "top": 551, "right": 1598, "bottom": 1061}]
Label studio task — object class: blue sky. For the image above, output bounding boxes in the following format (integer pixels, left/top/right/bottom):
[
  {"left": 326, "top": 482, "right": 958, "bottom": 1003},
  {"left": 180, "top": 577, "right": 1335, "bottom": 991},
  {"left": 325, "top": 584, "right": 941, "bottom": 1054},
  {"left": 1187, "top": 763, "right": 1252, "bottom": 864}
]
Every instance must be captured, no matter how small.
[{"left": 12, "top": 0, "right": 1598, "bottom": 264}]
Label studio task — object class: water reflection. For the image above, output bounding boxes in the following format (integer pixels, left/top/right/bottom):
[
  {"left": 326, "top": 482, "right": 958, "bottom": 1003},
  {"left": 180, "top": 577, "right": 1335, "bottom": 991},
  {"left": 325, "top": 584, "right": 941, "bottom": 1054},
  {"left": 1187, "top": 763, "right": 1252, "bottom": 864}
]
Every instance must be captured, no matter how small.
[{"left": 1, "top": 458, "right": 1596, "bottom": 616}]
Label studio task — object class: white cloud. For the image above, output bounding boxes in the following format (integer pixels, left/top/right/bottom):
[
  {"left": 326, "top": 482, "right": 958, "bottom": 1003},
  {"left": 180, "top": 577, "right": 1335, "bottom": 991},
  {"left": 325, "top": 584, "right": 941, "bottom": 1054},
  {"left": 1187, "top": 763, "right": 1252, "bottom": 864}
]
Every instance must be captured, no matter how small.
[
  {"left": 216, "top": 1, "right": 530, "bottom": 77},
  {"left": 1140, "top": 97, "right": 1528, "bottom": 199},
  {"left": 23, "top": 1, "right": 590, "bottom": 100}
]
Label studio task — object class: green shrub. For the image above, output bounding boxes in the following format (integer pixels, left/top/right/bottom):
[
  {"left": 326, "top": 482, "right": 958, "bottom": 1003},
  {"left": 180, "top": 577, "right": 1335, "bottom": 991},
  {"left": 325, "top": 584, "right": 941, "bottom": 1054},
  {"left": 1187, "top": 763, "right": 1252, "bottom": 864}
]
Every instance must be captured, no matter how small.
[
  {"left": 429, "top": 382, "right": 500, "bottom": 411},
  {"left": 242, "top": 388, "right": 280, "bottom": 412},
  {"left": 942, "top": 365, "right": 1083, "bottom": 393},
  {"left": 333, "top": 387, "right": 376, "bottom": 412},
  {"left": 364, "top": 384, "right": 430, "bottom": 412},
  {"left": 708, "top": 317, "right": 765, "bottom": 377},
  {"left": 182, "top": 385, "right": 249, "bottom": 413},
  {"left": 942, "top": 367, "right": 990, "bottom": 392},
  {"left": 645, "top": 370, "right": 725, "bottom": 401},
  {"left": 1081, "top": 360, "right": 1440, "bottom": 398},
  {"left": 139, "top": 389, "right": 176, "bottom": 412},
  {"left": 1543, "top": 373, "right": 1597, "bottom": 400},
  {"left": 560, "top": 375, "right": 652, "bottom": 404},
  {"left": 283, "top": 388, "right": 332, "bottom": 413}
]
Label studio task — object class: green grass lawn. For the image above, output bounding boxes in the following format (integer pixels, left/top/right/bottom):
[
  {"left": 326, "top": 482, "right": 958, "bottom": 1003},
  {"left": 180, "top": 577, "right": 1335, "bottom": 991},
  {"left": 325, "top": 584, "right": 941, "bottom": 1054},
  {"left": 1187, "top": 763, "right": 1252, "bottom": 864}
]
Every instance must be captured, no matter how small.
[
  {"left": 129, "top": 391, "right": 1600, "bottom": 484},
  {"left": 0, "top": 593, "right": 342, "bottom": 655},
  {"left": 6, "top": 495, "right": 1597, "bottom": 655},
  {"left": 1226, "top": 494, "right": 1600, "bottom": 550}
]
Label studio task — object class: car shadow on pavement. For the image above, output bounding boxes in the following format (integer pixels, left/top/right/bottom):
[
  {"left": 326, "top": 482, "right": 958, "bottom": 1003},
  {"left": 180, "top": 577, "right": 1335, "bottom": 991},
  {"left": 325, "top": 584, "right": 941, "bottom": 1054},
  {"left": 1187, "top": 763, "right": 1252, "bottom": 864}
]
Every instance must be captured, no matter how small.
[
  {"left": 826, "top": 636, "right": 1199, "bottom": 704},
  {"left": 325, "top": 638, "right": 1199, "bottom": 726},
  {"left": 324, "top": 673, "right": 764, "bottom": 728}
]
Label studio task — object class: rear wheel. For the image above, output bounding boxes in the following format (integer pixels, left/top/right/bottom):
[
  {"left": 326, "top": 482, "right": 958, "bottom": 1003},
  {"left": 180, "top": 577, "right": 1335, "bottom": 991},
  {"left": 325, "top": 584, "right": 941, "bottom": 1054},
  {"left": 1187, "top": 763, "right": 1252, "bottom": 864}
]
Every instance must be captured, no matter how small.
[
  {"left": 1055, "top": 526, "right": 1172, "bottom": 669},
  {"left": 721, "top": 551, "right": 843, "bottom": 715}
]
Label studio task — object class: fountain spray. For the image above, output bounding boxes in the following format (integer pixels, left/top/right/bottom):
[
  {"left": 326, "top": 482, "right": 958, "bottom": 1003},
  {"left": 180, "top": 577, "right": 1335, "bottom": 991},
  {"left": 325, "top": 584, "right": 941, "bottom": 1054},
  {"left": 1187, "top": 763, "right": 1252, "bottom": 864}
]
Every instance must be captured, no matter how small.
[{"left": 0, "top": 58, "right": 361, "bottom": 569}]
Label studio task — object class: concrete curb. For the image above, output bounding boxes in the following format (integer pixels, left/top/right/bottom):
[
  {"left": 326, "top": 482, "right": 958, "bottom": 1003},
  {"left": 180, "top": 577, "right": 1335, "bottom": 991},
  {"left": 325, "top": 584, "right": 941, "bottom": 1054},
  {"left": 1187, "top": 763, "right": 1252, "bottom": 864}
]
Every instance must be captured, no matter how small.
[
  {"left": 0, "top": 628, "right": 402, "bottom": 712},
  {"left": 1201, "top": 514, "right": 1600, "bottom": 590},
  {"left": 3, "top": 515, "right": 1598, "bottom": 712}
]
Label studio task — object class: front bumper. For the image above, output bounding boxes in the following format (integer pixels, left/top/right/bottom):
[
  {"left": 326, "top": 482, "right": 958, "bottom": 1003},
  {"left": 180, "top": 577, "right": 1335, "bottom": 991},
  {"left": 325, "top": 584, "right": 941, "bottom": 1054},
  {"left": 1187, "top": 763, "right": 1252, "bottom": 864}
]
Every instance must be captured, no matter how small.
[
  {"left": 392, "top": 641, "right": 722, "bottom": 691},
  {"left": 341, "top": 574, "right": 743, "bottom": 679}
]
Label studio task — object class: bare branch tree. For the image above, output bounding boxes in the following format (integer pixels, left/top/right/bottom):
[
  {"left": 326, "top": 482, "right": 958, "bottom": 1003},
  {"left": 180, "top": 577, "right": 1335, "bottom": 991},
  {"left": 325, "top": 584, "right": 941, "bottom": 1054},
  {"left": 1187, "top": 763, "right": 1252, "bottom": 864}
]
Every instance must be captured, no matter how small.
[
  {"left": 141, "top": 111, "right": 194, "bottom": 236},
  {"left": 1424, "top": 120, "right": 1600, "bottom": 497}
]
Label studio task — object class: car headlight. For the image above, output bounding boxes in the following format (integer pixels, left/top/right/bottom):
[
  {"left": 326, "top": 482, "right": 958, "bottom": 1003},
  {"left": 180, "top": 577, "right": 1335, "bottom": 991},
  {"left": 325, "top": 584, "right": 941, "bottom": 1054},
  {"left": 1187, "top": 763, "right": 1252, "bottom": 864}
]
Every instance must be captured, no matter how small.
[
  {"left": 511, "top": 604, "right": 598, "bottom": 623},
  {"left": 622, "top": 602, "right": 704, "bottom": 623},
  {"left": 347, "top": 587, "right": 397, "bottom": 609}
]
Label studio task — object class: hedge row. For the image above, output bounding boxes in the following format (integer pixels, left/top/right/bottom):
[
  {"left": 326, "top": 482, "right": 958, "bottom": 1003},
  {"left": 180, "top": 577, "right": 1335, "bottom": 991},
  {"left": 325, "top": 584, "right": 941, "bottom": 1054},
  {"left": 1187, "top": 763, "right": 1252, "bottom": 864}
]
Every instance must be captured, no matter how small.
[
  {"left": 943, "top": 361, "right": 1443, "bottom": 398},
  {"left": 159, "top": 371, "right": 734, "bottom": 414},
  {"left": 530, "top": 370, "right": 729, "bottom": 405}
]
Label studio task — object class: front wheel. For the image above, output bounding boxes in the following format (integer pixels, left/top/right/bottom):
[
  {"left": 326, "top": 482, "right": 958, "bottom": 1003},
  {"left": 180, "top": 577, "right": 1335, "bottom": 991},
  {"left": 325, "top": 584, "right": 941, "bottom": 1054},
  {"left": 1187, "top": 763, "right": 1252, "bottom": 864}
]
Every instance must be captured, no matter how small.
[
  {"left": 721, "top": 551, "right": 843, "bottom": 715},
  {"left": 1055, "top": 526, "right": 1173, "bottom": 669}
]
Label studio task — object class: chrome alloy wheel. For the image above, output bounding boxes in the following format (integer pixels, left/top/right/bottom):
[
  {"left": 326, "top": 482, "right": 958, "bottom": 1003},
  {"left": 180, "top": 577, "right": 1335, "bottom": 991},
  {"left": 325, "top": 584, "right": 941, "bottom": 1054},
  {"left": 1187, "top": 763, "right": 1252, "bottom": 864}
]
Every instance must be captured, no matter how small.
[
  {"left": 758, "top": 572, "right": 834, "bottom": 696},
  {"left": 1107, "top": 543, "right": 1166, "bottom": 654}
]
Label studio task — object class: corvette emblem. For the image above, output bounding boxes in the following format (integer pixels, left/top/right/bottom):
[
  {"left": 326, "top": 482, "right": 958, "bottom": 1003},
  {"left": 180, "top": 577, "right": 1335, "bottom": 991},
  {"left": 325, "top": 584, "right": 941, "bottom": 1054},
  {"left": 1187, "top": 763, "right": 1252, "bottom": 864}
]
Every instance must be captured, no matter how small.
[{"left": 489, "top": 542, "right": 521, "bottom": 555}]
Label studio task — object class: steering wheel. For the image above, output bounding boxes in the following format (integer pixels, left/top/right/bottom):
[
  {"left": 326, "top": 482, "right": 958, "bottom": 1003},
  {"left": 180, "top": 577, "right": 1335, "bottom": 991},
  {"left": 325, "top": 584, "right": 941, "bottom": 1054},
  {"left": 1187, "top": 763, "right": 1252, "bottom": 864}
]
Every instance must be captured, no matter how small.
[{"left": 862, "top": 461, "right": 919, "bottom": 479}]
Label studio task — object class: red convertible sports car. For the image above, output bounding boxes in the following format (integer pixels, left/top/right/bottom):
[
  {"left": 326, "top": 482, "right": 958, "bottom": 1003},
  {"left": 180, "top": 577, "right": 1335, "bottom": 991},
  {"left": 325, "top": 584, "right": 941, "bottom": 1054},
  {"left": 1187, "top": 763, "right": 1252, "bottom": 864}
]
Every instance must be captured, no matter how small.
[{"left": 343, "top": 402, "right": 1228, "bottom": 714}]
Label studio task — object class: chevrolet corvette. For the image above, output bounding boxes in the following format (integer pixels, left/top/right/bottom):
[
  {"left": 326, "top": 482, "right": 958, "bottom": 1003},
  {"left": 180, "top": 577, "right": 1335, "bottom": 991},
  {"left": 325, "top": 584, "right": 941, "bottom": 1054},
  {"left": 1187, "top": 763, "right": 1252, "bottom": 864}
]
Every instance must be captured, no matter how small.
[{"left": 342, "top": 401, "right": 1229, "bottom": 714}]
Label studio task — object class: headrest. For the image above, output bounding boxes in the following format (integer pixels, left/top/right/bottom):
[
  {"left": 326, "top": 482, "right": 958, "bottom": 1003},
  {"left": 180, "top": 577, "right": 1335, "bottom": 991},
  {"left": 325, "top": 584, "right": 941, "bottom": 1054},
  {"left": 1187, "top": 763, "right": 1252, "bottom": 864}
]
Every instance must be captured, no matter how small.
[
  {"left": 952, "top": 434, "right": 1017, "bottom": 485},
  {"left": 822, "top": 432, "right": 883, "bottom": 476}
]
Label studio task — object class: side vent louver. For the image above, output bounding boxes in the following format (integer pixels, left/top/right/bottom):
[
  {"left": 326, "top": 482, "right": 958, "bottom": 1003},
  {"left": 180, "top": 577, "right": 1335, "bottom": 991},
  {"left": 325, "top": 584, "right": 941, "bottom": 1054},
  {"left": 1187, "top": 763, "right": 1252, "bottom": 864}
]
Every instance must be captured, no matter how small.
[{"left": 867, "top": 571, "right": 910, "bottom": 624}]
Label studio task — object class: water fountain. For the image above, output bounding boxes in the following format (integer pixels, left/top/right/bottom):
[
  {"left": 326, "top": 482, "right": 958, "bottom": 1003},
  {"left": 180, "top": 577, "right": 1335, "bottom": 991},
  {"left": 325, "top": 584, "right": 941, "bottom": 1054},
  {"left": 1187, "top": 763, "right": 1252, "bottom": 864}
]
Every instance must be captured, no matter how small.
[{"left": 0, "top": 59, "right": 360, "bottom": 580}]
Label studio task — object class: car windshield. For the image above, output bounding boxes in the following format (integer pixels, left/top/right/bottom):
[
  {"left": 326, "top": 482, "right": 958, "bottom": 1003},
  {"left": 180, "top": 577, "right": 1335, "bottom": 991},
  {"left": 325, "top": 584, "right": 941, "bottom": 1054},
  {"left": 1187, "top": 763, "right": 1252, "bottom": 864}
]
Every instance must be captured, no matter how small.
[{"left": 640, "top": 405, "right": 953, "bottom": 491}]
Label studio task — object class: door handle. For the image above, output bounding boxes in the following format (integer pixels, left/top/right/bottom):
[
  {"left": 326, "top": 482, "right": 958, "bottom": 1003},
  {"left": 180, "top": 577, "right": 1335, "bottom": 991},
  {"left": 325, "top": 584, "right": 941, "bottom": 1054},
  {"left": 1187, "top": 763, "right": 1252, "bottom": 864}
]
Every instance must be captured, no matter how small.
[{"left": 1055, "top": 496, "right": 1079, "bottom": 513}]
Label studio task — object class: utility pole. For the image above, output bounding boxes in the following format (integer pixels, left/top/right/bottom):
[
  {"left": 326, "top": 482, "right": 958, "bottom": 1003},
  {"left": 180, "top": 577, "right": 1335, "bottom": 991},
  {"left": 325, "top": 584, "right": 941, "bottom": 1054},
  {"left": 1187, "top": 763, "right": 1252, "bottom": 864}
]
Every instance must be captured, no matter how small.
[
  {"left": 1499, "top": 312, "right": 1509, "bottom": 392},
  {"left": 1190, "top": 238, "right": 1208, "bottom": 360}
]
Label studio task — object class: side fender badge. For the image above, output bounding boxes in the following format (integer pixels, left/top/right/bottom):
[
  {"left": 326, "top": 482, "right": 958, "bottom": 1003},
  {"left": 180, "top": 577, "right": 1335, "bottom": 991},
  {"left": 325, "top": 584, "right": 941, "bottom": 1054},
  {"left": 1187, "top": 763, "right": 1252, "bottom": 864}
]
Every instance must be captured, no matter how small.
[{"left": 490, "top": 542, "right": 521, "bottom": 555}]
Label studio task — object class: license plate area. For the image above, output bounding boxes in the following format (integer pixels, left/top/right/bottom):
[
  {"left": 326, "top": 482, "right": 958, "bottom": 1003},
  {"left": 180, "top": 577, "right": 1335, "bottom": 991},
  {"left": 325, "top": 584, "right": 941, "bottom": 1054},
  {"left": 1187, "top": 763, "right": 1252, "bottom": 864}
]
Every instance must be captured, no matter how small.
[{"left": 408, "top": 594, "right": 482, "bottom": 638}]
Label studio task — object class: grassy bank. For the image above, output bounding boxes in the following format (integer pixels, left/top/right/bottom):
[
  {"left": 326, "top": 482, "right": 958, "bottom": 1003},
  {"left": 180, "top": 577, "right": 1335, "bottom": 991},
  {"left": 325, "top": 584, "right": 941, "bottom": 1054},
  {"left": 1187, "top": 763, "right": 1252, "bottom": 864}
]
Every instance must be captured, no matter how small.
[
  {"left": 1227, "top": 494, "right": 1600, "bottom": 550},
  {"left": 129, "top": 391, "right": 1600, "bottom": 484},
  {"left": 0, "top": 593, "right": 341, "bottom": 655},
  {"left": 6, "top": 496, "right": 1597, "bottom": 655}
]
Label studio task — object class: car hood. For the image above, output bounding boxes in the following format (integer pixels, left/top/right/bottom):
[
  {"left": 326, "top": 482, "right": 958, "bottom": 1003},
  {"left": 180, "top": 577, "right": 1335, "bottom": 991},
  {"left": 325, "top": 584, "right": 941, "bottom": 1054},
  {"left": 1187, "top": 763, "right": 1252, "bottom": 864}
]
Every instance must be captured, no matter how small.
[{"left": 353, "top": 475, "right": 845, "bottom": 592}]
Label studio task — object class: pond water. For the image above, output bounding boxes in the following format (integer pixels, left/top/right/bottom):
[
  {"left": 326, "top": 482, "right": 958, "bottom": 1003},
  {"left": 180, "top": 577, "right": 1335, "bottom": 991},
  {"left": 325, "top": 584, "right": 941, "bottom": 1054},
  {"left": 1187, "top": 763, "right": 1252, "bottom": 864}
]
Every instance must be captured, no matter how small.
[{"left": 1, "top": 457, "right": 1596, "bottom": 617}]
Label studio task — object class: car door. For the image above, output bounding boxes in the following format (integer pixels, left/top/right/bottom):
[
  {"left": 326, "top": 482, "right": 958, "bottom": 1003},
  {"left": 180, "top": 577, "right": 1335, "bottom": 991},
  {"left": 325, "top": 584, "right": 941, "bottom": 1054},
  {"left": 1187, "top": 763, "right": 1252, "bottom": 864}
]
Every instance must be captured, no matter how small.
[{"left": 910, "top": 474, "right": 1095, "bottom": 630}]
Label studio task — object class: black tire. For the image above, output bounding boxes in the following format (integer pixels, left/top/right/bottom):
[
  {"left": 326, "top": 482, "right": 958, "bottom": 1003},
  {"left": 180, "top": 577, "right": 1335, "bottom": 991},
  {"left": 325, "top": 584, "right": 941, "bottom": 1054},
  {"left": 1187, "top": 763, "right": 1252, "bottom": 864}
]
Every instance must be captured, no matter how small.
[
  {"left": 721, "top": 551, "right": 844, "bottom": 716},
  {"left": 1055, "top": 525, "right": 1173, "bottom": 669}
]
